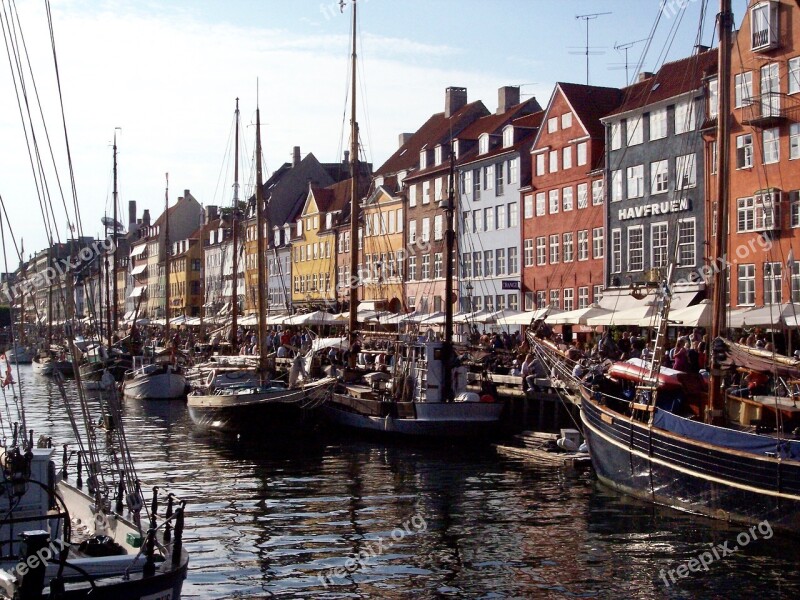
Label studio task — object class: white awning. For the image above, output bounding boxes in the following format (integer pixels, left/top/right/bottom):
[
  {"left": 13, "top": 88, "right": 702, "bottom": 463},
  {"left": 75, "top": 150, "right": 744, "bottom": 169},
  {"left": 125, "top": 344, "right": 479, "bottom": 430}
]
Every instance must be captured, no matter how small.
[
  {"left": 129, "top": 285, "right": 147, "bottom": 298},
  {"left": 130, "top": 263, "right": 147, "bottom": 276},
  {"left": 130, "top": 245, "right": 146, "bottom": 258}
]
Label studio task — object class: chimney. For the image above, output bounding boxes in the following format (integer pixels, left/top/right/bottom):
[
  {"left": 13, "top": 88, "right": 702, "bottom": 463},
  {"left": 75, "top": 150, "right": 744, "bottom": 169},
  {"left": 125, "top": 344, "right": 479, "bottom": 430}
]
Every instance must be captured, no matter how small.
[
  {"left": 205, "top": 205, "right": 219, "bottom": 225},
  {"left": 694, "top": 44, "right": 710, "bottom": 55},
  {"left": 293, "top": 146, "right": 301, "bottom": 167},
  {"left": 128, "top": 200, "right": 136, "bottom": 228},
  {"left": 497, "top": 86, "right": 520, "bottom": 114},
  {"left": 637, "top": 71, "right": 655, "bottom": 82},
  {"left": 343, "top": 150, "right": 350, "bottom": 168},
  {"left": 398, "top": 133, "right": 413, "bottom": 148},
  {"left": 184, "top": 189, "right": 190, "bottom": 201},
  {"left": 142, "top": 209, "right": 151, "bottom": 227},
  {"left": 445, "top": 86, "right": 467, "bottom": 118}
]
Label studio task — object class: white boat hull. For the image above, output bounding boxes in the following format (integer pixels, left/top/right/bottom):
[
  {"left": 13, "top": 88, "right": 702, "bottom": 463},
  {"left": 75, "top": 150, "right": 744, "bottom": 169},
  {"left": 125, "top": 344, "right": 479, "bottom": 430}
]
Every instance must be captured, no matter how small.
[{"left": 123, "top": 371, "right": 187, "bottom": 400}]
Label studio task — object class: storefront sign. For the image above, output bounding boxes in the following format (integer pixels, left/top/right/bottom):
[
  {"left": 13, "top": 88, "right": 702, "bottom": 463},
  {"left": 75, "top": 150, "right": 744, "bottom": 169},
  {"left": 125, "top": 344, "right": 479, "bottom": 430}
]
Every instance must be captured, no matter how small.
[{"left": 618, "top": 198, "right": 691, "bottom": 221}]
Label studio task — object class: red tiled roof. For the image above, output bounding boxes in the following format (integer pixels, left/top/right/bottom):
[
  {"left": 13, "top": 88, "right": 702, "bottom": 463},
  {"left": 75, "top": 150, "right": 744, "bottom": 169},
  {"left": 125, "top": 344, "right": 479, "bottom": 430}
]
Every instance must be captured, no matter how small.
[
  {"left": 557, "top": 82, "right": 624, "bottom": 139},
  {"left": 457, "top": 98, "right": 541, "bottom": 141},
  {"left": 376, "top": 100, "right": 489, "bottom": 176},
  {"left": 512, "top": 111, "right": 545, "bottom": 129},
  {"left": 606, "top": 49, "right": 718, "bottom": 117}
]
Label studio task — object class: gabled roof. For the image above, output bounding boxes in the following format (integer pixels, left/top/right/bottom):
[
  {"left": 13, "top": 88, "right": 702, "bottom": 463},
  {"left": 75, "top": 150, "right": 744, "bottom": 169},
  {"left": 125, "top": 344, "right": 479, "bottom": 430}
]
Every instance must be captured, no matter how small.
[
  {"left": 456, "top": 97, "right": 541, "bottom": 141},
  {"left": 457, "top": 108, "right": 545, "bottom": 166},
  {"left": 605, "top": 49, "right": 718, "bottom": 118},
  {"left": 556, "top": 82, "right": 624, "bottom": 139},
  {"left": 376, "top": 100, "right": 489, "bottom": 176}
]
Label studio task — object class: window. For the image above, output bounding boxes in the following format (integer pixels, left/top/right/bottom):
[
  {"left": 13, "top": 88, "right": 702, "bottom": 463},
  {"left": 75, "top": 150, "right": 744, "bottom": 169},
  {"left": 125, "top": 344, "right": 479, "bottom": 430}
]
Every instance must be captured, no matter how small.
[
  {"left": 473, "top": 210, "right": 483, "bottom": 233},
  {"left": 708, "top": 77, "right": 719, "bottom": 119},
  {"left": 577, "top": 230, "right": 589, "bottom": 261},
  {"left": 434, "top": 215, "right": 443, "bottom": 240},
  {"left": 651, "top": 160, "right": 669, "bottom": 194},
  {"left": 549, "top": 189, "right": 560, "bottom": 214},
  {"left": 508, "top": 247, "right": 518, "bottom": 274},
  {"left": 676, "top": 154, "right": 696, "bottom": 189},
  {"left": 548, "top": 117, "right": 558, "bottom": 133},
  {"left": 536, "top": 153, "right": 546, "bottom": 176},
  {"left": 611, "top": 122, "right": 622, "bottom": 150},
  {"left": 651, "top": 222, "right": 669, "bottom": 268},
  {"left": 419, "top": 149, "right": 427, "bottom": 169},
  {"left": 737, "top": 134, "right": 754, "bottom": 169},
  {"left": 627, "top": 165, "right": 644, "bottom": 199},
  {"left": 751, "top": 0, "right": 779, "bottom": 50},
  {"left": 495, "top": 295, "right": 506, "bottom": 311},
  {"left": 735, "top": 72, "right": 753, "bottom": 107},
  {"left": 563, "top": 146, "right": 573, "bottom": 170},
  {"left": 737, "top": 264, "right": 755, "bottom": 305},
  {"left": 592, "top": 180, "right": 604, "bottom": 205},
  {"left": 611, "top": 170, "right": 623, "bottom": 202},
  {"left": 524, "top": 239, "right": 534, "bottom": 267},
  {"left": 496, "top": 249, "right": 506, "bottom": 276},
  {"left": 737, "top": 193, "right": 779, "bottom": 232},
  {"left": 764, "top": 262, "right": 782, "bottom": 303},
  {"left": 479, "top": 134, "right": 489, "bottom": 154},
  {"left": 484, "top": 250, "right": 494, "bottom": 276},
  {"left": 763, "top": 127, "right": 779, "bottom": 164},
  {"left": 549, "top": 234, "right": 560, "bottom": 264},
  {"left": 508, "top": 294, "right": 519, "bottom": 311},
  {"left": 628, "top": 226, "right": 644, "bottom": 271},
  {"left": 496, "top": 204, "right": 507, "bottom": 229},
  {"left": 535, "top": 290, "right": 547, "bottom": 309},
  {"left": 536, "top": 192, "right": 546, "bottom": 216},
  {"left": 793, "top": 262, "right": 800, "bottom": 303},
  {"left": 562, "top": 187, "right": 573, "bottom": 211},
  {"left": 421, "top": 254, "right": 430, "bottom": 279},
  {"left": 524, "top": 195, "right": 533, "bottom": 219},
  {"left": 611, "top": 228, "right": 622, "bottom": 274},
  {"left": 509, "top": 158, "right": 518, "bottom": 184},
  {"left": 562, "top": 288, "right": 573, "bottom": 311},
  {"left": 434, "top": 253, "right": 443, "bottom": 279},
  {"left": 791, "top": 124, "right": 800, "bottom": 160},
  {"left": 509, "top": 202, "right": 518, "bottom": 227},
  {"left": 503, "top": 126, "right": 514, "bottom": 148},
  {"left": 462, "top": 253, "right": 472, "bottom": 279},
  {"left": 484, "top": 165, "right": 493, "bottom": 190},
  {"left": 594, "top": 284, "right": 604, "bottom": 302},
  {"left": 710, "top": 141, "right": 718, "bottom": 174},
  {"left": 577, "top": 142, "right": 587, "bottom": 166},
  {"left": 484, "top": 295, "right": 494, "bottom": 311},
  {"left": 472, "top": 169, "right": 481, "bottom": 200},
  {"left": 421, "top": 217, "right": 431, "bottom": 242},
  {"left": 549, "top": 150, "right": 558, "bottom": 173},
  {"left": 484, "top": 207, "right": 494, "bottom": 231},
  {"left": 409, "top": 219, "right": 417, "bottom": 244},
  {"left": 422, "top": 181, "right": 430, "bottom": 204},
  {"left": 550, "top": 290, "right": 560, "bottom": 309},
  {"left": 649, "top": 107, "right": 667, "bottom": 140},
  {"left": 473, "top": 251, "right": 482, "bottom": 277},
  {"left": 563, "top": 232, "right": 574, "bottom": 262},
  {"left": 627, "top": 115, "right": 643, "bottom": 146},
  {"left": 678, "top": 218, "right": 696, "bottom": 267},
  {"left": 561, "top": 112, "right": 573, "bottom": 128},
  {"left": 536, "top": 237, "right": 546, "bottom": 266},
  {"left": 592, "top": 227, "right": 604, "bottom": 259},
  {"left": 575, "top": 287, "right": 588, "bottom": 309},
  {"left": 577, "top": 183, "right": 588, "bottom": 209},
  {"left": 790, "top": 57, "right": 800, "bottom": 95},
  {"left": 674, "top": 100, "right": 695, "bottom": 134},
  {"left": 760, "top": 63, "right": 780, "bottom": 117},
  {"left": 388, "top": 210, "right": 396, "bottom": 234},
  {"left": 435, "top": 176, "right": 443, "bottom": 201},
  {"left": 792, "top": 191, "right": 800, "bottom": 227}
]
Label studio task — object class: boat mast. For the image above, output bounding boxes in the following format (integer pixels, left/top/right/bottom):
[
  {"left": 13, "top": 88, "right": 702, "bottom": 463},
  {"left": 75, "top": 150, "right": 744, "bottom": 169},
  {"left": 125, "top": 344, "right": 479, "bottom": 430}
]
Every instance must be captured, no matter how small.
[
  {"left": 255, "top": 102, "right": 268, "bottom": 373},
  {"left": 230, "top": 98, "right": 241, "bottom": 348},
  {"left": 708, "top": 0, "right": 733, "bottom": 424},
  {"left": 164, "top": 173, "right": 170, "bottom": 340},
  {"left": 348, "top": 0, "right": 359, "bottom": 334},
  {"left": 112, "top": 130, "right": 119, "bottom": 337},
  {"left": 442, "top": 150, "right": 456, "bottom": 401},
  {"left": 104, "top": 214, "right": 112, "bottom": 348}
]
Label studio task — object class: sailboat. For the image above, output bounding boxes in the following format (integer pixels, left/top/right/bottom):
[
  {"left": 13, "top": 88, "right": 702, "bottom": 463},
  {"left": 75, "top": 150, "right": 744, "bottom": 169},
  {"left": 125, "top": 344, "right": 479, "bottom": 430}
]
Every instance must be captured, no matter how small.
[
  {"left": 6, "top": 246, "right": 33, "bottom": 364},
  {"left": 187, "top": 99, "right": 335, "bottom": 433},
  {"left": 533, "top": 0, "right": 800, "bottom": 532},
  {"left": 320, "top": 0, "right": 504, "bottom": 439},
  {"left": 0, "top": 3, "right": 189, "bottom": 595},
  {"left": 122, "top": 175, "right": 188, "bottom": 400}
]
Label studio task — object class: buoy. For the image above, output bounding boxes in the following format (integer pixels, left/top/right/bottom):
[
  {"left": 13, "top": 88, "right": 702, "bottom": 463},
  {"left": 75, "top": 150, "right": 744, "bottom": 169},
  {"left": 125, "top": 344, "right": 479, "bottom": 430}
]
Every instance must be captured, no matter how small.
[
  {"left": 557, "top": 437, "right": 578, "bottom": 452},
  {"left": 480, "top": 394, "right": 495, "bottom": 403}
]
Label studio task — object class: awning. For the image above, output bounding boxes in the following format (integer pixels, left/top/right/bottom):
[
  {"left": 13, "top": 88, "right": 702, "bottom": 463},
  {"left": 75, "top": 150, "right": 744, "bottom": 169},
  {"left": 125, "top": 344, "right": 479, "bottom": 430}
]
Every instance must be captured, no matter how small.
[
  {"left": 358, "top": 301, "right": 382, "bottom": 312},
  {"left": 130, "top": 263, "right": 147, "bottom": 276},
  {"left": 130, "top": 245, "right": 146, "bottom": 258},
  {"left": 129, "top": 285, "right": 147, "bottom": 298}
]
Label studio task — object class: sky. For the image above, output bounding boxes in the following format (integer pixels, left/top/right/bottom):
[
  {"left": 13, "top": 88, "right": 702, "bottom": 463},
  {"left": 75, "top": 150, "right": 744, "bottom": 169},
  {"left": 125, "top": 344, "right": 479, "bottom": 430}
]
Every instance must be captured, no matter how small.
[{"left": 0, "top": 0, "right": 747, "bottom": 260}]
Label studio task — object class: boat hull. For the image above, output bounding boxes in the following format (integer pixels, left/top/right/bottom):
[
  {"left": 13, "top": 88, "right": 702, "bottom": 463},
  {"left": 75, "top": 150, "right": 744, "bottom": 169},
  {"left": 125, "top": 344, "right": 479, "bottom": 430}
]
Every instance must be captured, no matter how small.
[
  {"left": 322, "top": 398, "right": 504, "bottom": 438},
  {"left": 31, "top": 359, "right": 74, "bottom": 377},
  {"left": 123, "top": 372, "right": 187, "bottom": 400},
  {"left": 581, "top": 391, "right": 800, "bottom": 532}
]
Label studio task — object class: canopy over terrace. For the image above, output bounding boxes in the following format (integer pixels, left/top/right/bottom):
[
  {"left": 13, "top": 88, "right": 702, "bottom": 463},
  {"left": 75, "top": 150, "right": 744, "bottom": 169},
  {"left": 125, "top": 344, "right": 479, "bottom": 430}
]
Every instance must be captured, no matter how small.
[
  {"left": 284, "top": 310, "right": 347, "bottom": 326},
  {"left": 547, "top": 303, "right": 612, "bottom": 325},
  {"left": 493, "top": 307, "right": 562, "bottom": 326},
  {"left": 586, "top": 301, "right": 661, "bottom": 327},
  {"left": 728, "top": 303, "right": 800, "bottom": 328}
]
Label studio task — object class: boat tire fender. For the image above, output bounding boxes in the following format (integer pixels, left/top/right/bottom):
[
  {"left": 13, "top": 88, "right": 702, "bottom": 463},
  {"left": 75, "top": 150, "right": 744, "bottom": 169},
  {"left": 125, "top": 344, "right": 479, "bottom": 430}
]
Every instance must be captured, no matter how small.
[{"left": 206, "top": 369, "right": 216, "bottom": 388}]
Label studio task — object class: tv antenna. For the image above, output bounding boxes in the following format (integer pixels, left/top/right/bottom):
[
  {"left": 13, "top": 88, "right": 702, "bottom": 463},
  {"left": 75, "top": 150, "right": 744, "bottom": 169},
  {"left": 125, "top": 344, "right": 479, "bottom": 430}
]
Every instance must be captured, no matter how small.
[
  {"left": 573, "top": 12, "right": 611, "bottom": 85},
  {"left": 610, "top": 38, "right": 649, "bottom": 85}
]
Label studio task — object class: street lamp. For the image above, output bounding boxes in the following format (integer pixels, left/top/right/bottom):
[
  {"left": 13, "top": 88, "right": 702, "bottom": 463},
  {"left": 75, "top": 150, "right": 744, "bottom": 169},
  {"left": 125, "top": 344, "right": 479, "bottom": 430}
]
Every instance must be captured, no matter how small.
[{"left": 466, "top": 281, "right": 473, "bottom": 312}]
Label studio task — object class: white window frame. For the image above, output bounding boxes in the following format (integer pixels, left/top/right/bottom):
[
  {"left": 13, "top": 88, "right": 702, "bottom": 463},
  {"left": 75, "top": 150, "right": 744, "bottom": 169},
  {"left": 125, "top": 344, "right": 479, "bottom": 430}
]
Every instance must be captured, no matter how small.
[
  {"left": 649, "top": 107, "right": 667, "bottom": 140},
  {"left": 627, "top": 164, "right": 644, "bottom": 199},
  {"left": 628, "top": 225, "right": 644, "bottom": 272},
  {"left": 651, "top": 222, "right": 669, "bottom": 269},
  {"left": 651, "top": 160, "right": 669, "bottom": 194},
  {"left": 627, "top": 115, "right": 643, "bottom": 146}
]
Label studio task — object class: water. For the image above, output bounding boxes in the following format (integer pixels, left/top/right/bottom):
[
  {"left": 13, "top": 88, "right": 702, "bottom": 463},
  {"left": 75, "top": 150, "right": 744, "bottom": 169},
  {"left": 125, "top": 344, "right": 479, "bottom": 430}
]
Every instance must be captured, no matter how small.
[{"left": 10, "top": 365, "right": 800, "bottom": 599}]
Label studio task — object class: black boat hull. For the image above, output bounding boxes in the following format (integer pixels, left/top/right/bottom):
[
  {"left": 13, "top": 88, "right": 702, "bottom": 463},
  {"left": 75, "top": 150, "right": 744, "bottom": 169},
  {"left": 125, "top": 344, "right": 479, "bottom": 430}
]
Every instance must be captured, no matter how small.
[{"left": 581, "top": 391, "right": 800, "bottom": 532}]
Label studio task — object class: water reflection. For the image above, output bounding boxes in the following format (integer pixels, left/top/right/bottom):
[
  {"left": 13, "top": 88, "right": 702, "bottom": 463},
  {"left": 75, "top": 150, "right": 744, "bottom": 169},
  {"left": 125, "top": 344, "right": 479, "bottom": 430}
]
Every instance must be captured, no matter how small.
[{"left": 11, "top": 365, "right": 800, "bottom": 599}]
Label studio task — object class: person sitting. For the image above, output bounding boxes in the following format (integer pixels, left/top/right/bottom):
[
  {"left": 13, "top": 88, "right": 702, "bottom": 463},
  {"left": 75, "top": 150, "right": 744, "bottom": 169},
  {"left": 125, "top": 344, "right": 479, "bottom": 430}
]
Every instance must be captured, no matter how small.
[
  {"left": 509, "top": 359, "right": 522, "bottom": 377},
  {"left": 520, "top": 353, "right": 535, "bottom": 391}
]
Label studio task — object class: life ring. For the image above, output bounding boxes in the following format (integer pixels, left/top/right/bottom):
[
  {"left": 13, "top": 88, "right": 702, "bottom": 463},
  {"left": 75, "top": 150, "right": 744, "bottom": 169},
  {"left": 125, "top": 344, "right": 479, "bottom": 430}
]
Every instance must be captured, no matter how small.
[{"left": 206, "top": 369, "right": 217, "bottom": 388}]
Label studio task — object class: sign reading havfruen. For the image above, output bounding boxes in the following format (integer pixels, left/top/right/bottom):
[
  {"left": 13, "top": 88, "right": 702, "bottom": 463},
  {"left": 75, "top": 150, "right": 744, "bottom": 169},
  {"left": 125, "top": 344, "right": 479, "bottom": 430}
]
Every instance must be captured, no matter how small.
[{"left": 618, "top": 198, "right": 691, "bottom": 221}]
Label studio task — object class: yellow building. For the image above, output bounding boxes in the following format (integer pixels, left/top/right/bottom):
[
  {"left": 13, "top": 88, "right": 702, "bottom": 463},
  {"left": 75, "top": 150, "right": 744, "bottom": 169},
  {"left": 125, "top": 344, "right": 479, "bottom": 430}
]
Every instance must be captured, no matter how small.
[{"left": 168, "top": 229, "right": 203, "bottom": 318}]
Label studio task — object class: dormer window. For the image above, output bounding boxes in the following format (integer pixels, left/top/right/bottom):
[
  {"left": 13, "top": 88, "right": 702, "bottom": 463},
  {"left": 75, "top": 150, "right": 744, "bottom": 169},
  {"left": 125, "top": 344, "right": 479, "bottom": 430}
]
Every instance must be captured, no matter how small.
[
  {"left": 296, "top": 220, "right": 302, "bottom": 236},
  {"left": 452, "top": 140, "right": 460, "bottom": 159},
  {"left": 434, "top": 145, "right": 443, "bottom": 166},
  {"left": 502, "top": 125, "right": 514, "bottom": 148},
  {"left": 479, "top": 133, "right": 490, "bottom": 154},
  {"left": 326, "top": 213, "right": 333, "bottom": 229},
  {"left": 274, "top": 230, "right": 280, "bottom": 247},
  {"left": 419, "top": 149, "right": 427, "bottom": 170},
  {"left": 397, "top": 170, "right": 407, "bottom": 186},
  {"left": 708, "top": 77, "right": 719, "bottom": 119},
  {"left": 751, "top": 1, "right": 779, "bottom": 51}
]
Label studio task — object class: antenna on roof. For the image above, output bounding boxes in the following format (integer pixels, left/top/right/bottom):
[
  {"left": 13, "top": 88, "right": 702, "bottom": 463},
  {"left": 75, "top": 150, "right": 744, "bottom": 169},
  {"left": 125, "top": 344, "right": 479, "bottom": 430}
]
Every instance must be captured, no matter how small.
[
  {"left": 573, "top": 12, "right": 612, "bottom": 85},
  {"left": 610, "top": 38, "right": 649, "bottom": 85}
]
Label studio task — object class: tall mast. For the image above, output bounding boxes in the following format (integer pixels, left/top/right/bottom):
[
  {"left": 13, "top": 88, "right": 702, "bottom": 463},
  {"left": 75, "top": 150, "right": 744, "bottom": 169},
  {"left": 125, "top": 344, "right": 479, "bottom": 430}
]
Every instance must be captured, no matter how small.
[
  {"left": 442, "top": 150, "right": 456, "bottom": 401},
  {"left": 348, "top": 0, "right": 359, "bottom": 334},
  {"left": 164, "top": 173, "right": 170, "bottom": 339},
  {"left": 708, "top": 0, "right": 733, "bottom": 423},
  {"left": 255, "top": 103, "right": 267, "bottom": 373},
  {"left": 230, "top": 98, "right": 241, "bottom": 348},
  {"left": 104, "top": 214, "right": 112, "bottom": 348},
  {"left": 112, "top": 130, "right": 119, "bottom": 336}
]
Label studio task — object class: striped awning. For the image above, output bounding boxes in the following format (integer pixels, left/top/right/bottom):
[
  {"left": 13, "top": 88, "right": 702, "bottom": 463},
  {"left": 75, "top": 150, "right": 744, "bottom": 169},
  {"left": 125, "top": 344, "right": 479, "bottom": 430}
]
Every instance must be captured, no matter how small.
[
  {"left": 130, "top": 263, "right": 147, "bottom": 276},
  {"left": 129, "top": 285, "right": 147, "bottom": 298}
]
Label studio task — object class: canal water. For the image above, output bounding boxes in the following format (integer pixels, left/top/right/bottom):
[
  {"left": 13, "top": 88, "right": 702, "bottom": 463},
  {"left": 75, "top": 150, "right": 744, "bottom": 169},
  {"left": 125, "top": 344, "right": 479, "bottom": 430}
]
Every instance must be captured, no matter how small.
[{"left": 12, "top": 365, "right": 800, "bottom": 599}]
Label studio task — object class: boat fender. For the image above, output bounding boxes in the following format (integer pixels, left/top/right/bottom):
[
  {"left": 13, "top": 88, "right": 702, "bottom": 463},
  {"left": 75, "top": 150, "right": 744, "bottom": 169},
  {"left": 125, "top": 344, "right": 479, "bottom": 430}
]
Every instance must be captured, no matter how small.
[
  {"left": 455, "top": 392, "right": 481, "bottom": 403},
  {"left": 480, "top": 394, "right": 495, "bottom": 403},
  {"left": 206, "top": 369, "right": 217, "bottom": 388},
  {"left": 557, "top": 437, "right": 578, "bottom": 452}
]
